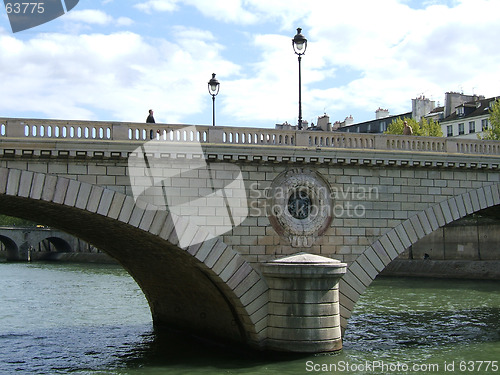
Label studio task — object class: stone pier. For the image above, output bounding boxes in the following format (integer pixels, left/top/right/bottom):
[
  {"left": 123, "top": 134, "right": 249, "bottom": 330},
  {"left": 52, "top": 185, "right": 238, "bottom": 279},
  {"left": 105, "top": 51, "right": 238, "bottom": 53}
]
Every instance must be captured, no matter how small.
[{"left": 262, "top": 252, "right": 347, "bottom": 352}]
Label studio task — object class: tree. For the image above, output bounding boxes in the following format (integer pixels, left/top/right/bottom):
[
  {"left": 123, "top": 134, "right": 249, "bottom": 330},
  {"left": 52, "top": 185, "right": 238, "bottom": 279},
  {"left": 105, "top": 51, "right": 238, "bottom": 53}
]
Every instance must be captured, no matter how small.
[
  {"left": 385, "top": 117, "right": 413, "bottom": 135},
  {"left": 385, "top": 117, "right": 443, "bottom": 137},
  {"left": 0, "top": 215, "right": 37, "bottom": 227},
  {"left": 421, "top": 118, "right": 443, "bottom": 137},
  {"left": 479, "top": 99, "right": 500, "bottom": 140}
]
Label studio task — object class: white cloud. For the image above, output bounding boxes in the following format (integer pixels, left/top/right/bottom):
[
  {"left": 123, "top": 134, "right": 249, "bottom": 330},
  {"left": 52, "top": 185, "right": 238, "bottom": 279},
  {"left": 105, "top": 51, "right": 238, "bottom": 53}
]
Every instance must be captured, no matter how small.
[
  {"left": 290, "top": 0, "right": 500, "bottom": 123},
  {"left": 183, "top": 0, "right": 259, "bottom": 25},
  {"left": 0, "top": 29, "right": 239, "bottom": 124},
  {"left": 116, "top": 17, "right": 134, "bottom": 26},
  {"left": 221, "top": 33, "right": 298, "bottom": 124},
  {"left": 134, "top": 0, "right": 179, "bottom": 13},
  {"left": 64, "top": 9, "right": 134, "bottom": 27},
  {"left": 135, "top": 0, "right": 304, "bottom": 27},
  {"left": 64, "top": 10, "right": 114, "bottom": 25}
]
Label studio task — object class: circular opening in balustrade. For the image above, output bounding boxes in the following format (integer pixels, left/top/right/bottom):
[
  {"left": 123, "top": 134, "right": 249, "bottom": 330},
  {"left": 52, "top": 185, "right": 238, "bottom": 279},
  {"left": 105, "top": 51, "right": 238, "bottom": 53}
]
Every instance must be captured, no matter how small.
[{"left": 287, "top": 189, "right": 311, "bottom": 220}]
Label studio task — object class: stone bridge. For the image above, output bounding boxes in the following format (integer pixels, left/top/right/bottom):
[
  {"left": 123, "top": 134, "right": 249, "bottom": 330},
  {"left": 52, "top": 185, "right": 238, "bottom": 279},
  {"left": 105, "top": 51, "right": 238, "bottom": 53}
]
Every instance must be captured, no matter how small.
[
  {"left": 0, "top": 226, "right": 95, "bottom": 261},
  {"left": 1, "top": 117, "right": 500, "bottom": 352}
]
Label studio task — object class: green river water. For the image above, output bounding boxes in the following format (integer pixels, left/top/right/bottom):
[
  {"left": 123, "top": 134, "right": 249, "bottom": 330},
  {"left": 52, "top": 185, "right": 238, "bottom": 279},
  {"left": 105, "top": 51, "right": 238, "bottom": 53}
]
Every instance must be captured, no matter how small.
[{"left": 0, "top": 262, "right": 499, "bottom": 374}]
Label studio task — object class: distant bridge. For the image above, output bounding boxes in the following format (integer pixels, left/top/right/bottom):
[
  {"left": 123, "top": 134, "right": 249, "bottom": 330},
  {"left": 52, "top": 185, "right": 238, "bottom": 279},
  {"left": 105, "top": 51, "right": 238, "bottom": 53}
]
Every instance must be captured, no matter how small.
[
  {"left": 1, "top": 117, "right": 500, "bottom": 352},
  {"left": 0, "top": 226, "right": 96, "bottom": 261}
]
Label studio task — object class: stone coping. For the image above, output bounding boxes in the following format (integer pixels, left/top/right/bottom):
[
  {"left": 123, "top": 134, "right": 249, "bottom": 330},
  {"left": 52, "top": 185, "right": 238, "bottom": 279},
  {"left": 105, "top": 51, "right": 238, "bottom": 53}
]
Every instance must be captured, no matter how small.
[
  {"left": 268, "top": 252, "right": 343, "bottom": 265},
  {"left": 2, "top": 117, "right": 500, "bottom": 156},
  {"left": 262, "top": 252, "right": 347, "bottom": 278}
]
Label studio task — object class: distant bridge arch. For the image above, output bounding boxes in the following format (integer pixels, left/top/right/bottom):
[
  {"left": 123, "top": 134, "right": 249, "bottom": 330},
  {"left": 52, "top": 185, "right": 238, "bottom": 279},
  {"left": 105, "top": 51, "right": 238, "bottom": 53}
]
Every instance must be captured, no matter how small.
[
  {"left": 0, "top": 227, "right": 75, "bottom": 260},
  {"left": 0, "top": 234, "right": 18, "bottom": 260},
  {"left": 42, "top": 236, "right": 72, "bottom": 252}
]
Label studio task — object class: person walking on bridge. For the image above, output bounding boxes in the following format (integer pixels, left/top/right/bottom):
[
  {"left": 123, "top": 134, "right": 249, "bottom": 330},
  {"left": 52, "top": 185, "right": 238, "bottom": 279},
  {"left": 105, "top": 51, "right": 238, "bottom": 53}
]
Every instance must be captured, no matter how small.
[
  {"left": 402, "top": 120, "right": 413, "bottom": 135},
  {"left": 146, "top": 109, "right": 155, "bottom": 124},
  {"left": 146, "top": 109, "right": 156, "bottom": 139}
]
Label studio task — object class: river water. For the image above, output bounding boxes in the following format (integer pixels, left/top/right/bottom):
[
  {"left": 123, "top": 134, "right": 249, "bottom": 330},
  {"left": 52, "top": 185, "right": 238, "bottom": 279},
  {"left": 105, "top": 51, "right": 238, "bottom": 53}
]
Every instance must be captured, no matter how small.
[{"left": 0, "top": 262, "right": 499, "bottom": 375}]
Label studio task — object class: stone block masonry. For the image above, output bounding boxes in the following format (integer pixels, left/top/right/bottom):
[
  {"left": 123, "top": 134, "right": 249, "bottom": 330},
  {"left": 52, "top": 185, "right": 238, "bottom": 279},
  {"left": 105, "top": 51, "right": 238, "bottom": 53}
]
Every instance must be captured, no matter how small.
[
  {"left": 262, "top": 253, "right": 346, "bottom": 352},
  {"left": 2, "top": 118, "right": 500, "bottom": 351}
]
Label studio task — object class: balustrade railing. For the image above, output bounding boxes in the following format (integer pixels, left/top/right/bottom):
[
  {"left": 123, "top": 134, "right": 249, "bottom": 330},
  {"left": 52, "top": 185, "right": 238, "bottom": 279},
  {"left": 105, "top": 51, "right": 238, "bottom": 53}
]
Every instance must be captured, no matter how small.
[
  {"left": 0, "top": 119, "right": 112, "bottom": 140},
  {"left": 1, "top": 117, "right": 500, "bottom": 156},
  {"left": 384, "top": 135, "right": 447, "bottom": 152}
]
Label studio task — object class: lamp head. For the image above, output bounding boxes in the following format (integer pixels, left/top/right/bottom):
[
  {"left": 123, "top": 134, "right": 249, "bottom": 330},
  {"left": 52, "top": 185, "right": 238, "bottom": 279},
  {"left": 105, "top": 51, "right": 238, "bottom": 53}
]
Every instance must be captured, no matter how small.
[
  {"left": 292, "top": 27, "right": 307, "bottom": 55},
  {"left": 208, "top": 73, "right": 220, "bottom": 96}
]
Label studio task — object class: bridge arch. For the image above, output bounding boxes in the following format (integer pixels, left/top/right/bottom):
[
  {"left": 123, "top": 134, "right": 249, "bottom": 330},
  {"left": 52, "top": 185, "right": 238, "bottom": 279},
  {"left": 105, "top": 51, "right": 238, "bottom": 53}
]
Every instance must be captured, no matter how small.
[
  {"left": 340, "top": 183, "right": 500, "bottom": 331},
  {"left": 36, "top": 236, "right": 73, "bottom": 253},
  {"left": 0, "top": 227, "right": 81, "bottom": 260},
  {"left": 0, "top": 234, "right": 18, "bottom": 260},
  {"left": 0, "top": 167, "right": 268, "bottom": 349}
]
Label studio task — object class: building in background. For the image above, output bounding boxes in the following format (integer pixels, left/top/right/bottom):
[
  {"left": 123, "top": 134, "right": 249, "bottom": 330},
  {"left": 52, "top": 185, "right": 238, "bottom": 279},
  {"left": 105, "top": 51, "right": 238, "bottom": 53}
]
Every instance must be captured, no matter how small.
[
  {"left": 438, "top": 94, "right": 500, "bottom": 139},
  {"left": 332, "top": 95, "right": 437, "bottom": 134},
  {"left": 275, "top": 92, "right": 498, "bottom": 139}
]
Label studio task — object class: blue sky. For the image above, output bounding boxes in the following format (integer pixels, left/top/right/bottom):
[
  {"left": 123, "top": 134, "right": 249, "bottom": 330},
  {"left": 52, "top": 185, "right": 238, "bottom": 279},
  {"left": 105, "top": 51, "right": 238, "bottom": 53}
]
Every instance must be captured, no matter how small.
[{"left": 1, "top": 0, "right": 500, "bottom": 128}]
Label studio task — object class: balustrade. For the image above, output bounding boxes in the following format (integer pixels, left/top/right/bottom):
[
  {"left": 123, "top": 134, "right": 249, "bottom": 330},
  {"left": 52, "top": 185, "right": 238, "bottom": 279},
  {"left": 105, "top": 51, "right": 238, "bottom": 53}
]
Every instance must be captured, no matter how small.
[
  {"left": 222, "top": 129, "right": 295, "bottom": 146},
  {"left": 1, "top": 117, "right": 500, "bottom": 156}
]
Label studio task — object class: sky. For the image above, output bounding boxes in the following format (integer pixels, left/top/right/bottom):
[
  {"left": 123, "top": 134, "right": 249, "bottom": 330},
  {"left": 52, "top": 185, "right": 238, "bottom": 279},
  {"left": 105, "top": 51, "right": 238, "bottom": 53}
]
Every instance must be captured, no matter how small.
[{"left": 1, "top": 0, "right": 500, "bottom": 128}]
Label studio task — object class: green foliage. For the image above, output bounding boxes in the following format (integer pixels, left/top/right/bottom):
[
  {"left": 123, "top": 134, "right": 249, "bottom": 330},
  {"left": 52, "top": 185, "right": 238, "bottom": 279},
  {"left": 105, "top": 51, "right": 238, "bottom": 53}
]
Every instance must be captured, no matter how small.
[
  {"left": 0, "top": 215, "right": 37, "bottom": 227},
  {"left": 422, "top": 118, "right": 443, "bottom": 137},
  {"left": 385, "top": 117, "right": 410, "bottom": 135},
  {"left": 479, "top": 99, "right": 500, "bottom": 140},
  {"left": 384, "top": 117, "right": 443, "bottom": 137}
]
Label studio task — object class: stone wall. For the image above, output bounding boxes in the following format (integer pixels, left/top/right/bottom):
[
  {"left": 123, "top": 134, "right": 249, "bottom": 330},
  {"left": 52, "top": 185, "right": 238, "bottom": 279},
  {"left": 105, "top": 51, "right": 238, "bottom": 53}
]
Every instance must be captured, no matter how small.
[
  {"left": 2, "top": 142, "right": 500, "bottom": 270},
  {"left": 399, "top": 219, "right": 500, "bottom": 261}
]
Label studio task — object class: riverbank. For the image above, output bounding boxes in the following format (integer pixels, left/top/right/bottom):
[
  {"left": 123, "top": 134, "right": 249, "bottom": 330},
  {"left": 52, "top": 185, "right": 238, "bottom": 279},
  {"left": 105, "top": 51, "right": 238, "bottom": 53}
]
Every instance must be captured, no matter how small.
[
  {"left": 0, "top": 251, "right": 117, "bottom": 264},
  {"left": 3, "top": 250, "right": 499, "bottom": 280},
  {"left": 381, "top": 259, "right": 500, "bottom": 279}
]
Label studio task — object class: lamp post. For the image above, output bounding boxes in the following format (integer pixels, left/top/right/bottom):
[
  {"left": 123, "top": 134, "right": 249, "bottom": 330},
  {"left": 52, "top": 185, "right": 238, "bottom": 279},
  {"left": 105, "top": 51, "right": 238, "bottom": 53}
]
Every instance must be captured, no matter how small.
[
  {"left": 208, "top": 73, "right": 220, "bottom": 126},
  {"left": 292, "top": 27, "right": 307, "bottom": 130}
]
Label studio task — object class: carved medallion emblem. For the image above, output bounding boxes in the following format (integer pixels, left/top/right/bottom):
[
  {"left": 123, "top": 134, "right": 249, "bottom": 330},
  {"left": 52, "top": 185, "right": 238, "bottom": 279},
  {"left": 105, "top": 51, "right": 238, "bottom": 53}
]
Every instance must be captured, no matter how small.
[{"left": 267, "top": 168, "right": 332, "bottom": 247}]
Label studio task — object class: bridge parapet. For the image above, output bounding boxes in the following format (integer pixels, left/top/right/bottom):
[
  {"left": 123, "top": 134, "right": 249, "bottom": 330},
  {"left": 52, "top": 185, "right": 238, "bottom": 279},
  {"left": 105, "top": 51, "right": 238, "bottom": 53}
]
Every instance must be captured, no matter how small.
[{"left": 2, "top": 117, "right": 500, "bottom": 156}]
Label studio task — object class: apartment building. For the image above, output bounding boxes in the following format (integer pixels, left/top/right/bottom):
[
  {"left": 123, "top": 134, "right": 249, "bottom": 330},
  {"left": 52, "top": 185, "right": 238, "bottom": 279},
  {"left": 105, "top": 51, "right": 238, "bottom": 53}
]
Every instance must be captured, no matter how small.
[{"left": 438, "top": 94, "right": 499, "bottom": 139}]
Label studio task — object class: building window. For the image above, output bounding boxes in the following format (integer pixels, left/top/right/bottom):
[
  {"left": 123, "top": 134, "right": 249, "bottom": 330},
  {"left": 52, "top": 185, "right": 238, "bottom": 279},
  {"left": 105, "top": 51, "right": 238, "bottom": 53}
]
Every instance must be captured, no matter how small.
[
  {"left": 447, "top": 125, "right": 453, "bottom": 137},
  {"left": 469, "top": 121, "right": 476, "bottom": 133},
  {"left": 457, "top": 107, "right": 465, "bottom": 116},
  {"left": 458, "top": 123, "right": 464, "bottom": 135},
  {"left": 482, "top": 119, "right": 489, "bottom": 131}
]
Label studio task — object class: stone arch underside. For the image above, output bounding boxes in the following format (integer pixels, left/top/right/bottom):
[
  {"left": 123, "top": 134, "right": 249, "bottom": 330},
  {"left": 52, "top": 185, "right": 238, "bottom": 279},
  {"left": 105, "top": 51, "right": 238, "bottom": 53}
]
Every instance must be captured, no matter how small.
[
  {"left": 0, "top": 167, "right": 268, "bottom": 349},
  {"left": 0, "top": 234, "right": 18, "bottom": 259},
  {"left": 340, "top": 182, "right": 500, "bottom": 332},
  {"left": 37, "top": 236, "right": 73, "bottom": 252},
  {"left": 0, "top": 230, "right": 74, "bottom": 260}
]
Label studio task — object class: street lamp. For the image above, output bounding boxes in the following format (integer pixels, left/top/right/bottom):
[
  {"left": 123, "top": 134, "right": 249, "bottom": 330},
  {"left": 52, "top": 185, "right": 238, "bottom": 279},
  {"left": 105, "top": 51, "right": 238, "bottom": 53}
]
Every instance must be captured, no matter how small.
[
  {"left": 208, "top": 73, "right": 220, "bottom": 126},
  {"left": 292, "top": 27, "right": 307, "bottom": 130}
]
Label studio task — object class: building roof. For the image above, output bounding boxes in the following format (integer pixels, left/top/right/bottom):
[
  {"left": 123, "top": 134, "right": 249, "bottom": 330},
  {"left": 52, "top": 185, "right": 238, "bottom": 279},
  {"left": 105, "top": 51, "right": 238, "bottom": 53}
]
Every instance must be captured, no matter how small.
[
  {"left": 336, "top": 111, "right": 411, "bottom": 133},
  {"left": 428, "top": 106, "right": 444, "bottom": 114},
  {"left": 440, "top": 96, "right": 500, "bottom": 123}
]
